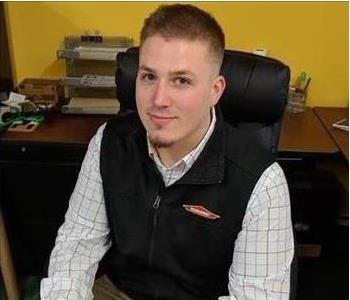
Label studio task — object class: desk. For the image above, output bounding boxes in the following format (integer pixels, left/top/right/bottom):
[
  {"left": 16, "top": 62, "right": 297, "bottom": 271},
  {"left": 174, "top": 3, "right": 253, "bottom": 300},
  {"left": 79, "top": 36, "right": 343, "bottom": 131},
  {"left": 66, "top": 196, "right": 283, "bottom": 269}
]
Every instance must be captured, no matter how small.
[
  {"left": 1, "top": 113, "right": 109, "bottom": 145},
  {"left": 0, "top": 113, "right": 110, "bottom": 165},
  {"left": 313, "top": 107, "right": 349, "bottom": 161},
  {"left": 279, "top": 107, "right": 338, "bottom": 156}
]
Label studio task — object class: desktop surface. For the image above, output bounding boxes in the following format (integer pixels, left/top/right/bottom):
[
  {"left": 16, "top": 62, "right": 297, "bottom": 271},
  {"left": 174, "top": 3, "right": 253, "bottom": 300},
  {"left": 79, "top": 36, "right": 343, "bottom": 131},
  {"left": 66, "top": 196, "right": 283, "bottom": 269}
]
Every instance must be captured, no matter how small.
[
  {"left": 313, "top": 106, "right": 348, "bottom": 161},
  {"left": 0, "top": 108, "right": 339, "bottom": 158},
  {"left": 279, "top": 107, "right": 338, "bottom": 156},
  {"left": 0, "top": 112, "right": 109, "bottom": 145}
]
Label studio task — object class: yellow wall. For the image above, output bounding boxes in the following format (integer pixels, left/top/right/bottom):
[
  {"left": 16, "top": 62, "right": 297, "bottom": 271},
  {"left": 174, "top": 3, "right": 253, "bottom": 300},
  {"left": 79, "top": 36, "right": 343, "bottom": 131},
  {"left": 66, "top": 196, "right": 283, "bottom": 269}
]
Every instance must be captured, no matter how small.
[{"left": 4, "top": 1, "right": 349, "bottom": 107}]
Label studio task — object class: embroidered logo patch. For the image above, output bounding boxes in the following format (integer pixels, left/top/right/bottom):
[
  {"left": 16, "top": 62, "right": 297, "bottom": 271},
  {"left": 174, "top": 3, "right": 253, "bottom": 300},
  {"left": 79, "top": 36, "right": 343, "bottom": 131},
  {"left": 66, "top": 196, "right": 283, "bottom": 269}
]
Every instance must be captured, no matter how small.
[{"left": 182, "top": 204, "right": 221, "bottom": 220}]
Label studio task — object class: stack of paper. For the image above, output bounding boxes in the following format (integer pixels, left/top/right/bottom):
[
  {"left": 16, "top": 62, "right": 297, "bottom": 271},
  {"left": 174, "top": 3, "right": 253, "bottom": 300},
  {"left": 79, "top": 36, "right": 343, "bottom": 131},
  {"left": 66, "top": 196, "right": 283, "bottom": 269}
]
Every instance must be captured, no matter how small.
[{"left": 76, "top": 46, "right": 127, "bottom": 60}]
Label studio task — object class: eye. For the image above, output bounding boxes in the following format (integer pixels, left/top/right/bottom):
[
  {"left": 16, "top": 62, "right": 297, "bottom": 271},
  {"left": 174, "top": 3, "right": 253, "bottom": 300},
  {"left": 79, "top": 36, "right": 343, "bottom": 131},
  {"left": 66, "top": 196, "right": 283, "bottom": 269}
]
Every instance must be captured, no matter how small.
[
  {"left": 140, "top": 72, "right": 157, "bottom": 83},
  {"left": 173, "top": 77, "right": 191, "bottom": 86}
]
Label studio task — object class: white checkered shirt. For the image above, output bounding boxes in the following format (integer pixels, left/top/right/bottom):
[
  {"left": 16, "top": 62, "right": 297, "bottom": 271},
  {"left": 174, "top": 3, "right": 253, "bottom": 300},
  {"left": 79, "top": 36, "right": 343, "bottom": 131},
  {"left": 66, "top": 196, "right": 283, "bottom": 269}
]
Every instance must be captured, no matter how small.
[{"left": 41, "top": 109, "right": 294, "bottom": 300}]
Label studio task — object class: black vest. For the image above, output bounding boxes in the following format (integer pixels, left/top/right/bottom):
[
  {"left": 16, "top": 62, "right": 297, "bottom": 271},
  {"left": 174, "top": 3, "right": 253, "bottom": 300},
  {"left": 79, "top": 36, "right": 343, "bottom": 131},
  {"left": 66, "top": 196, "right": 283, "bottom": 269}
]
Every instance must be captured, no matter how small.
[{"left": 100, "top": 109, "right": 274, "bottom": 300}]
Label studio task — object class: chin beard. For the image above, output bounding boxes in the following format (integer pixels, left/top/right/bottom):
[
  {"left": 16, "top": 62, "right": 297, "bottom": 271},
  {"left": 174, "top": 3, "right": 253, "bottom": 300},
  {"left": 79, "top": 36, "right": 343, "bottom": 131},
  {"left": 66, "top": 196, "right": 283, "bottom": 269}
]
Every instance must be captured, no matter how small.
[{"left": 149, "top": 135, "right": 174, "bottom": 148}]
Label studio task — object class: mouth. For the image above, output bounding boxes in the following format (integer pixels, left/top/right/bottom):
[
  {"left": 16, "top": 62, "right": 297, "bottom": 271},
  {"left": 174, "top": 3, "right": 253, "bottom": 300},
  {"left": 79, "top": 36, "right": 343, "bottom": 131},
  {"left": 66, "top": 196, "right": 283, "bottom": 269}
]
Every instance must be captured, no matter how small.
[{"left": 148, "top": 113, "right": 176, "bottom": 125}]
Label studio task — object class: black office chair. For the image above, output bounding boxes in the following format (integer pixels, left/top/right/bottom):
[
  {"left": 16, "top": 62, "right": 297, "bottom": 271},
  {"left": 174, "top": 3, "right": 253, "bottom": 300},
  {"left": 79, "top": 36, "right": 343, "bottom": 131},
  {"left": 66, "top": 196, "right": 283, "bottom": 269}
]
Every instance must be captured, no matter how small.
[
  {"left": 116, "top": 47, "right": 289, "bottom": 156},
  {"left": 115, "top": 47, "right": 297, "bottom": 299}
]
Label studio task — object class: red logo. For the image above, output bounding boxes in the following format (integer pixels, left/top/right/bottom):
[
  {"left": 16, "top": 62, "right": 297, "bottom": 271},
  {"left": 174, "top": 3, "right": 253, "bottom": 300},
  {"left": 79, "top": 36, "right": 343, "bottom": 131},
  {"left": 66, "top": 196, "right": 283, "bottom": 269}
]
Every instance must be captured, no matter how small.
[{"left": 182, "top": 204, "right": 221, "bottom": 220}]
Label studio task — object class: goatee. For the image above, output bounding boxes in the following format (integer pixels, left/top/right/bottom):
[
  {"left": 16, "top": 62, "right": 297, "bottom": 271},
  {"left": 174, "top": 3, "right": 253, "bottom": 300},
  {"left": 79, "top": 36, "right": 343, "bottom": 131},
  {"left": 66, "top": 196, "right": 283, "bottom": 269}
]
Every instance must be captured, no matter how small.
[{"left": 149, "top": 135, "right": 174, "bottom": 149}]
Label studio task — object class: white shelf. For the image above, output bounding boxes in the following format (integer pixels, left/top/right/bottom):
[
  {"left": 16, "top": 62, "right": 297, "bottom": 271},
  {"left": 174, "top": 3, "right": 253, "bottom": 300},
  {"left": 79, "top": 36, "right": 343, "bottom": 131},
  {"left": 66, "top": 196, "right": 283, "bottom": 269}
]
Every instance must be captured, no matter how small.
[
  {"left": 57, "top": 46, "right": 128, "bottom": 61},
  {"left": 61, "top": 97, "right": 120, "bottom": 115},
  {"left": 63, "top": 75, "right": 116, "bottom": 88}
]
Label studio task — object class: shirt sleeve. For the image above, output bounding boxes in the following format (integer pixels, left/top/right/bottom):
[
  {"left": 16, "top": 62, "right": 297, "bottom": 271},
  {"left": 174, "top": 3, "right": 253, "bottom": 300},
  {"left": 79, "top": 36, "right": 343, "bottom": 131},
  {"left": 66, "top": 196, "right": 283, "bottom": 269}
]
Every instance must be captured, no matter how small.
[
  {"left": 40, "top": 123, "right": 111, "bottom": 300},
  {"left": 219, "top": 162, "right": 295, "bottom": 300}
]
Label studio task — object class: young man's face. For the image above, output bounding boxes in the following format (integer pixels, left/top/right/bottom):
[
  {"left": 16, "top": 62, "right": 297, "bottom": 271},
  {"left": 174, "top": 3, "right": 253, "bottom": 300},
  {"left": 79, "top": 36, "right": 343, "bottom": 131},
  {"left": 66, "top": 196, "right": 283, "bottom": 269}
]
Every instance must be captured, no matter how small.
[{"left": 136, "top": 35, "right": 225, "bottom": 150}]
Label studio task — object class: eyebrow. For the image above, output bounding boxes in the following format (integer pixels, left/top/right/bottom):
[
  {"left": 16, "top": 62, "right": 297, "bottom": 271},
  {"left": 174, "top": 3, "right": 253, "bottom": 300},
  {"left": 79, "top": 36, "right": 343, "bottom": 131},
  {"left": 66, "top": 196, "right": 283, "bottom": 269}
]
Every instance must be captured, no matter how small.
[
  {"left": 139, "top": 65, "right": 155, "bottom": 73},
  {"left": 139, "top": 65, "right": 196, "bottom": 77}
]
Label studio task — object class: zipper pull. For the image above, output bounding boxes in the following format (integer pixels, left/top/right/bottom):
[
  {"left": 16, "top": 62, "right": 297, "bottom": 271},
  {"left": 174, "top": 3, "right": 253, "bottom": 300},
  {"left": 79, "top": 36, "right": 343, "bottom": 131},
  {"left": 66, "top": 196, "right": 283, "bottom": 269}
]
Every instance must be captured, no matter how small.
[{"left": 153, "top": 195, "right": 161, "bottom": 209}]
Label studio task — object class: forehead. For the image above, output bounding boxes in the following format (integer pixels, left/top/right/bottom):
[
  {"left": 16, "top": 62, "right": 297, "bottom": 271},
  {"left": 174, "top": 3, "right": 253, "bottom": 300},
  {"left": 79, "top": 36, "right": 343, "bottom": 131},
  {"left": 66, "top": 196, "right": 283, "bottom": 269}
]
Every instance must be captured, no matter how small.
[{"left": 139, "top": 35, "right": 213, "bottom": 73}]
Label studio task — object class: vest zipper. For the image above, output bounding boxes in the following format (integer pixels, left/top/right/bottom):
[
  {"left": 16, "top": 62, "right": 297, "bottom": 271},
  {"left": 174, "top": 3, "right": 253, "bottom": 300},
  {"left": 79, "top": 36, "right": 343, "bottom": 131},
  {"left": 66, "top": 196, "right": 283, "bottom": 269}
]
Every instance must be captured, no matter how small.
[{"left": 148, "top": 195, "right": 161, "bottom": 267}]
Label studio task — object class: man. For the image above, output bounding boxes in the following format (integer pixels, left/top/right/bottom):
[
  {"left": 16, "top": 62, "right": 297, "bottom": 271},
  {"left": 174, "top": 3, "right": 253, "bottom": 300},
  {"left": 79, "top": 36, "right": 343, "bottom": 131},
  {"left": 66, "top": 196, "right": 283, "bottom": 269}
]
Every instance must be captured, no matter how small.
[{"left": 41, "top": 4, "right": 294, "bottom": 300}]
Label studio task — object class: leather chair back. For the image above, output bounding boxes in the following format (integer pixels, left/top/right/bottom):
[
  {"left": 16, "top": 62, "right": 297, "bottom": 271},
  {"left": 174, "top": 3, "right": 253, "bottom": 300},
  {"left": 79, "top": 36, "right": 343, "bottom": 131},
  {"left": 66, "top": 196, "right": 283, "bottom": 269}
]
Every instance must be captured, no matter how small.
[{"left": 115, "top": 47, "right": 290, "bottom": 156}]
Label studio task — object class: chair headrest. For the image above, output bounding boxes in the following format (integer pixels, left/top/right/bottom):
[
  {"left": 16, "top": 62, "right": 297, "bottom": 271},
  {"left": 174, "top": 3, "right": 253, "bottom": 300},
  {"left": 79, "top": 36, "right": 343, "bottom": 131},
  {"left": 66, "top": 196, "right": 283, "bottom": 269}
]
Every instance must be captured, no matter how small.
[{"left": 116, "top": 47, "right": 290, "bottom": 125}]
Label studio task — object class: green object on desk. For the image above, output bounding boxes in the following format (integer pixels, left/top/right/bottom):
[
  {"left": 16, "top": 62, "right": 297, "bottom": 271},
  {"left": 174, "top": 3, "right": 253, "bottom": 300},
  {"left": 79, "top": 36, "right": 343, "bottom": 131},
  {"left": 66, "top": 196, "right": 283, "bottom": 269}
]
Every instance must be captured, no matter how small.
[{"left": 0, "top": 112, "right": 45, "bottom": 134}]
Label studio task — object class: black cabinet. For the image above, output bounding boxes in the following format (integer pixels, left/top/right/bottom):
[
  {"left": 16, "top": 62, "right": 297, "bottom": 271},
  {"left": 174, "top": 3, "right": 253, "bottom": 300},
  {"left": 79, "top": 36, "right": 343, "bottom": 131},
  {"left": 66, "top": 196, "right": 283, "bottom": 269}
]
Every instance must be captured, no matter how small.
[
  {"left": 279, "top": 159, "right": 342, "bottom": 255},
  {"left": 0, "top": 142, "right": 86, "bottom": 276},
  {"left": 0, "top": 113, "right": 109, "bottom": 277},
  {"left": 279, "top": 158, "right": 348, "bottom": 300}
]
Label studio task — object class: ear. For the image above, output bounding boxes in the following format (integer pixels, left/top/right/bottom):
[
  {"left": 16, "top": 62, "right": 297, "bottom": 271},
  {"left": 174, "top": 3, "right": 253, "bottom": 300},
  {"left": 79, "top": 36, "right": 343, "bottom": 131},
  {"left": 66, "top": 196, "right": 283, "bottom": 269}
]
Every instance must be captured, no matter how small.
[{"left": 210, "top": 75, "right": 226, "bottom": 106}]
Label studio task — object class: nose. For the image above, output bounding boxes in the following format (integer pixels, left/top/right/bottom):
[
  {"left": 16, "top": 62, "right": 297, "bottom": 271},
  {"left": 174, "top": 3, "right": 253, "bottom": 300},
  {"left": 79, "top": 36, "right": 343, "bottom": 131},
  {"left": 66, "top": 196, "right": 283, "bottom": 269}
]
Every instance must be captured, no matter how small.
[{"left": 153, "top": 80, "right": 171, "bottom": 107}]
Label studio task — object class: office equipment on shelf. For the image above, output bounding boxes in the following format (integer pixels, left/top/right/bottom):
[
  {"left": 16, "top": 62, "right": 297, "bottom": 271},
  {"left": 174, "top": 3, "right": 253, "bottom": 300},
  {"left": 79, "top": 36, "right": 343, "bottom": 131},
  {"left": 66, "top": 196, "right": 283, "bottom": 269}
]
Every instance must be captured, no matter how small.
[
  {"left": 63, "top": 34, "right": 133, "bottom": 48},
  {"left": 57, "top": 34, "right": 133, "bottom": 66},
  {"left": 61, "top": 97, "right": 120, "bottom": 115},
  {"left": 57, "top": 34, "right": 132, "bottom": 59},
  {"left": 57, "top": 34, "right": 132, "bottom": 114},
  {"left": 63, "top": 75, "right": 116, "bottom": 88},
  {"left": 57, "top": 46, "right": 128, "bottom": 61}
]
